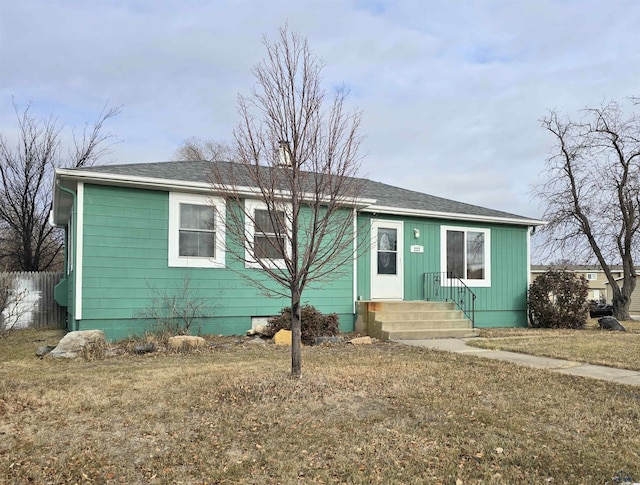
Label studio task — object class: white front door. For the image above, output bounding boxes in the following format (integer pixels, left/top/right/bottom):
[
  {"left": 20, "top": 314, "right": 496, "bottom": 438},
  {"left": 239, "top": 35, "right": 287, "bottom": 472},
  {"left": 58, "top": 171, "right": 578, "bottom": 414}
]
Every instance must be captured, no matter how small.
[{"left": 370, "top": 220, "right": 404, "bottom": 300}]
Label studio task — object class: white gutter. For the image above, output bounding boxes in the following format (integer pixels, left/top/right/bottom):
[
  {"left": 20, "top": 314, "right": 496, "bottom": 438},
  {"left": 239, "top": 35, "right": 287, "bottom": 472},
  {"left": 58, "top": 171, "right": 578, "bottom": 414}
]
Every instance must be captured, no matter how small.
[
  {"left": 75, "top": 182, "right": 84, "bottom": 321},
  {"left": 352, "top": 208, "right": 358, "bottom": 313},
  {"left": 362, "top": 204, "right": 545, "bottom": 227}
]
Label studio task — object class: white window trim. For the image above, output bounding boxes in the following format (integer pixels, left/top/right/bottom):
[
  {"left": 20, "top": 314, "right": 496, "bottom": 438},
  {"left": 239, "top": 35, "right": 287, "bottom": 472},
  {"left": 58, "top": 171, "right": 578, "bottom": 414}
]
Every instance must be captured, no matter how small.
[
  {"left": 440, "top": 225, "right": 491, "bottom": 288},
  {"left": 244, "top": 199, "right": 291, "bottom": 269},
  {"left": 169, "top": 192, "right": 225, "bottom": 268},
  {"left": 586, "top": 272, "right": 598, "bottom": 281}
]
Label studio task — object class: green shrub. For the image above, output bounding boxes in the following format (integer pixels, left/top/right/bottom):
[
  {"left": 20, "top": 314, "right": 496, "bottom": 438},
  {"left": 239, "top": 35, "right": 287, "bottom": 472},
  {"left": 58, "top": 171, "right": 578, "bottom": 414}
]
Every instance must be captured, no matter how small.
[
  {"left": 528, "top": 269, "right": 589, "bottom": 329},
  {"left": 267, "top": 304, "right": 340, "bottom": 345}
]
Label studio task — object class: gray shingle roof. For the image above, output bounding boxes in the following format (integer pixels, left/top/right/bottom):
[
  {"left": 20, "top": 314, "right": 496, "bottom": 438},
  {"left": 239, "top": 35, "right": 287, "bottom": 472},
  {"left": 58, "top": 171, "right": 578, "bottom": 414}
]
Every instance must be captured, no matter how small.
[{"left": 76, "top": 160, "right": 538, "bottom": 223}]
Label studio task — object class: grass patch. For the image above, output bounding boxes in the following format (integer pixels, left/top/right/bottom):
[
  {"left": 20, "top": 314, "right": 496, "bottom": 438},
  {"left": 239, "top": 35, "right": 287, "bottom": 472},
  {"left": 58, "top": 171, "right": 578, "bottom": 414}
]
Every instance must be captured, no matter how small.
[
  {"left": 472, "top": 319, "right": 640, "bottom": 371},
  {"left": 0, "top": 327, "right": 66, "bottom": 362},
  {"left": 1, "top": 329, "right": 640, "bottom": 483}
]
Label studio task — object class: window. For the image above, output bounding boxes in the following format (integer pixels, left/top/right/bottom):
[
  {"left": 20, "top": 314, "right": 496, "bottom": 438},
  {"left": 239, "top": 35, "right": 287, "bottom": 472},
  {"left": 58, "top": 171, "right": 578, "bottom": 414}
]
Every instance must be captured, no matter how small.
[
  {"left": 179, "top": 204, "right": 215, "bottom": 258},
  {"left": 245, "top": 200, "right": 290, "bottom": 268},
  {"left": 441, "top": 226, "right": 491, "bottom": 287},
  {"left": 586, "top": 273, "right": 598, "bottom": 281},
  {"left": 169, "top": 193, "right": 225, "bottom": 268},
  {"left": 377, "top": 227, "right": 398, "bottom": 275}
]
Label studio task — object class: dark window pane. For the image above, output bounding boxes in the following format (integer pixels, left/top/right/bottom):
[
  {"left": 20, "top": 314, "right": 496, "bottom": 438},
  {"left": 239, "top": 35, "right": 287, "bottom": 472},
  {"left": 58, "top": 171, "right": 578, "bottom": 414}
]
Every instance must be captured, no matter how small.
[
  {"left": 180, "top": 204, "right": 215, "bottom": 230},
  {"left": 179, "top": 230, "right": 215, "bottom": 257},
  {"left": 467, "top": 231, "right": 485, "bottom": 279},
  {"left": 446, "top": 230, "right": 464, "bottom": 278},
  {"left": 255, "top": 235, "right": 285, "bottom": 259},
  {"left": 255, "top": 209, "right": 284, "bottom": 235},
  {"left": 378, "top": 252, "right": 397, "bottom": 274},
  {"left": 377, "top": 228, "right": 397, "bottom": 274},
  {"left": 377, "top": 228, "right": 397, "bottom": 251}
]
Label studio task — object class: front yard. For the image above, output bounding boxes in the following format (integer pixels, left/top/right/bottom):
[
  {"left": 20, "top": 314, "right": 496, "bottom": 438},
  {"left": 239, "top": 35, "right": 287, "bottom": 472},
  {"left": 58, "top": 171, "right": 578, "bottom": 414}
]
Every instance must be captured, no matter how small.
[
  {"left": 1, "top": 327, "right": 639, "bottom": 484},
  {"left": 471, "top": 318, "right": 640, "bottom": 371}
]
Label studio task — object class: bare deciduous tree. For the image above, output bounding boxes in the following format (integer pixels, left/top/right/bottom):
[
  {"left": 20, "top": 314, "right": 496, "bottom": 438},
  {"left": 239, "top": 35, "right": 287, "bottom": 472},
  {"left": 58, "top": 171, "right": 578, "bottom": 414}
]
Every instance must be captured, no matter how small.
[
  {"left": 174, "top": 136, "right": 234, "bottom": 162},
  {"left": 0, "top": 101, "right": 120, "bottom": 271},
  {"left": 210, "top": 26, "right": 366, "bottom": 377},
  {"left": 534, "top": 100, "right": 640, "bottom": 320}
]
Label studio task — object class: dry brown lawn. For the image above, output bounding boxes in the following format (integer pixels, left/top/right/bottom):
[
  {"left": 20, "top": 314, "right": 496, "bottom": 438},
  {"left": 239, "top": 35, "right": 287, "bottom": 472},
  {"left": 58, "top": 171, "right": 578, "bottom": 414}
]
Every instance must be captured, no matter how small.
[
  {"left": 1, "top": 328, "right": 640, "bottom": 484},
  {"left": 472, "top": 318, "right": 640, "bottom": 371}
]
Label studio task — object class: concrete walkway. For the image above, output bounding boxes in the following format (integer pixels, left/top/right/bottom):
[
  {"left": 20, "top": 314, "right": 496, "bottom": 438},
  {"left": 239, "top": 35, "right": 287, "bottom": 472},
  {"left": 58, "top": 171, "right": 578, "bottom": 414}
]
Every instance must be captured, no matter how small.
[{"left": 396, "top": 338, "right": 640, "bottom": 387}]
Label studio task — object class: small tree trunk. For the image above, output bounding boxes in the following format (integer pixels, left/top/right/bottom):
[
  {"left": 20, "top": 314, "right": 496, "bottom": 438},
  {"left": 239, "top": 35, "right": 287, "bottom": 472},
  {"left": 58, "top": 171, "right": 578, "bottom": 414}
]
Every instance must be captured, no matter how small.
[{"left": 290, "top": 288, "right": 302, "bottom": 378}]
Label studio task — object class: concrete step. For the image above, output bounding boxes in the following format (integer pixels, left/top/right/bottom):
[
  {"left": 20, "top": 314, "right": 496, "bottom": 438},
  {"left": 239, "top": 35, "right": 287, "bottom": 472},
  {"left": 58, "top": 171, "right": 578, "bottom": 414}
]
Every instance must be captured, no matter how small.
[
  {"left": 385, "top": 328, "right": 479, "bottom": 339},
  {"left": 367, "top": 301, "right": 456, "bottom": 312},
  {"left": 370, "top": 310, "right": 465, "bottom": 321},
  {"left": 378, "top": 319, "right": 472, "bottom": 331}
]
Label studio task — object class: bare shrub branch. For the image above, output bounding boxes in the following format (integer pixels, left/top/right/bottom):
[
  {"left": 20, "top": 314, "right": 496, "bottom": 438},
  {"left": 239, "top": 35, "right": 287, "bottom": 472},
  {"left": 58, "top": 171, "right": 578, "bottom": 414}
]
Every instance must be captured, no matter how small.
[{"left": 137, "top": 274, "right": 215, "bottom": 337}]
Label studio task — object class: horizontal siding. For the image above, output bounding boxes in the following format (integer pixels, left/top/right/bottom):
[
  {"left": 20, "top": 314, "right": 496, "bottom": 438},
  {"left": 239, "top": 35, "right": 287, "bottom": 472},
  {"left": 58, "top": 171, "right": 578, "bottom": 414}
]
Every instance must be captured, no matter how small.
[{"left": 80, "top": 184, "right": 354, "bottom": 339}]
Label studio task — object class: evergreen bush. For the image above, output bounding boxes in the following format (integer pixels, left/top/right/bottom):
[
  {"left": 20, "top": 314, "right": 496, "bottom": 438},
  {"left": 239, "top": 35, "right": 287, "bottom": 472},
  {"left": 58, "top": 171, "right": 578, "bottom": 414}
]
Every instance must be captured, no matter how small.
[{"left": 528, "top": 269, "right": 589, "bottom": 329}]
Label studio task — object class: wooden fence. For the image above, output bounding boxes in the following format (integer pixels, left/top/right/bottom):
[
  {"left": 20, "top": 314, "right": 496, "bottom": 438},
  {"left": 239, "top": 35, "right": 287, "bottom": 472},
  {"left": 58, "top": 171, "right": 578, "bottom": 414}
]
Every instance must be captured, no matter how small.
[{"left": 1, "top": 272, "right": 66, "bottom": 329}]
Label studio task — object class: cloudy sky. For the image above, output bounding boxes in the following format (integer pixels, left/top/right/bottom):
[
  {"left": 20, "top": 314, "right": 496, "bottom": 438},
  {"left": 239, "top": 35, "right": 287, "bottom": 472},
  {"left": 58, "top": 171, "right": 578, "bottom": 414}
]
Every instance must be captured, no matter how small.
[{"left": 1, "top": 0, "right": 639, "bottom": 221}]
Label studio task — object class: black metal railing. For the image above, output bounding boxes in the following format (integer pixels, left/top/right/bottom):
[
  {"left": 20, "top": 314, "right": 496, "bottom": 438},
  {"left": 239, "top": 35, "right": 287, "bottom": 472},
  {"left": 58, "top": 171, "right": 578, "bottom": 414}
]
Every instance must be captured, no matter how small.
[{"left": 423, "top": 272, "right": 476, "bottom": 328}]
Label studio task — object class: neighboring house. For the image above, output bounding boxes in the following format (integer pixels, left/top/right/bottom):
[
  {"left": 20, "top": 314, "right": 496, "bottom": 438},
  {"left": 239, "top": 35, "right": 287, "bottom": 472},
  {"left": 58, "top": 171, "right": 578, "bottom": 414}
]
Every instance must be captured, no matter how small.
[
  {"left": 530, "top": 264, "right": 626, "bottom": 302},
  {"left": 51, "top": 160, "right": 544, "bottom": 340},
  {"left": 603, "top": 277, "right": 640, "bottom": 314}
]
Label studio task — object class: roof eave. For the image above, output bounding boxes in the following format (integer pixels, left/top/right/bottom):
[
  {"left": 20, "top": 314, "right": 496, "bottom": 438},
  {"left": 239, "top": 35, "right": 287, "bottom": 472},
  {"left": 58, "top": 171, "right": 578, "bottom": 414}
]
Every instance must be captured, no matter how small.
[
  {"left": 362, "top": 204, "right": 545, "bottom": 227},
  {"left": 54, "top": 168, "right": 377, "bottom": 208}
]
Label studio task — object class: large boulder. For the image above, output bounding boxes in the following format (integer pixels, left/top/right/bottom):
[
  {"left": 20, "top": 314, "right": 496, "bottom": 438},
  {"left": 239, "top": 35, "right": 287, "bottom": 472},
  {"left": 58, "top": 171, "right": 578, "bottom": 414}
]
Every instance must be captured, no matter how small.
[
  {"left": 49, "top": 330, "right": 106, "bottom": 358},
  {"left": 598, "top": 316, "right": 626, "bottom": 332},
  {"left": 349, "top": 336, "right": 374, "bottom": 345},
  {"left": 246, "top": 325, "right": 270, "bottom": 337},
  {"left": 274, "top": 329, "right": 292, "bottom": 346},
  {"left": 167, "top": 335, "right": 206, "bottom": 350}
]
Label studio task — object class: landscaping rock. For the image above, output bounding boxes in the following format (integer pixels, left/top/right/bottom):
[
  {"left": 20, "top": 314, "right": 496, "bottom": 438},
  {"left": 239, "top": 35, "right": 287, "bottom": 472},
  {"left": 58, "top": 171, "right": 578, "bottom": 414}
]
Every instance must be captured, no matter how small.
[
  {"left": 246, "top": 336, "right": 266, "bottom": 345},
  {"left": 49, "top": 330, "right": 106, "bottom": 358},
  {"left": 246, "top": 324, "right": 270, "bottom": 337},
  {"left": 274, "top": 329, "right": 292, "bottom": 346},
  {"left": 167, "top": 335, "right": 207, "bottom": 350},
  {"left": 315, "top": 336, "right": 343, "bottom": 345},
  {"left": 598, "top": 316, "right": 626, "bottom": 331},
  {"left": 349, "top": 336, "right": 373, "bottom": 345},
  {"left": 134, "top": 342, "right": 156, "bottom": 354},
  {"left": 35, "top": 345, "right": 56, "bottom": 358}
]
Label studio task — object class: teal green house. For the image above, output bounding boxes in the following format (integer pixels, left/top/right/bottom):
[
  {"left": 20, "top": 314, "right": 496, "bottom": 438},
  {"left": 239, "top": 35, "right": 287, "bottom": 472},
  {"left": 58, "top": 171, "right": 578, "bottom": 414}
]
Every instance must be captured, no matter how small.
[{"left": 51, "top": 161, "right": 543, "bottom": 341}]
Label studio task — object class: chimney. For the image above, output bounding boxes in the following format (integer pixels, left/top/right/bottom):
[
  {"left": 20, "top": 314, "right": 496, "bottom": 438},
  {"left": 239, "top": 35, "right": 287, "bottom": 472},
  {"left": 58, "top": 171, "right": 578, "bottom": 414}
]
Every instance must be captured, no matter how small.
[{"left": 277, "top": 140, "right": 292, "bottom": 167}]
